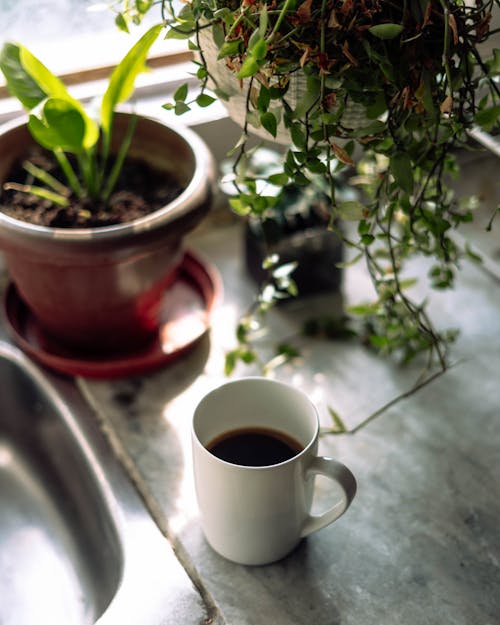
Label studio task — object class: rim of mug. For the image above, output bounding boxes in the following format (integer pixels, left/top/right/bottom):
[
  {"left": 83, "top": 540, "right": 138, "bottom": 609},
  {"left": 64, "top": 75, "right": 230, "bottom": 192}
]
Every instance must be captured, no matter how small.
[{"left": 192, "top": 377, "right": 319, "bottom": 470}]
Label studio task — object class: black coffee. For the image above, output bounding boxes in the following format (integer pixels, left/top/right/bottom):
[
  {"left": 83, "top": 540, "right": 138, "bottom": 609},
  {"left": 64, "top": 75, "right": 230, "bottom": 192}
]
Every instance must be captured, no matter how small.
[{"left": 206, "top": 427, "right": 303, "bottom": 466}]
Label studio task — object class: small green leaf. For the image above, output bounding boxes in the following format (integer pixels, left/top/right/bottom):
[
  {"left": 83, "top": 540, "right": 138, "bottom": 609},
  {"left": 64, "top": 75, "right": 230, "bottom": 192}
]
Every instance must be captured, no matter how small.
[
  {"left": 229, "top": 197, "right": 251, "bottom": 215},
  {"left": 290, "top": 124, "right": 307, "bottom": 149},
  {"left": 196, "top": 93, "right": 216, "bottom": 108},
  {"left": 336, "top": 252, "right": 363, "bottom": 268},
  {"left": 19, "top": 45, "right": 70, "bottom": 101},
  {"left": 464, "top": 243, "right": 483, "bottom": 264},
  {"left": 390, "top": 153, "right": 414, "bottom": 194},
  {"left": 165, "top": 25, "right": 194, "bottom": 39},
  {"left": 267, "top": 173, "right": 289, "bottom": 186},
  {"left": 348, "top": 302, "right": 379, "bottom": 316},
  {"left": 337, "top": 200, "right": 366, "bottom": 221},
  {"left": 259, "top": 5, "right": 268, "bottom": 37},
  {"left": 174, "top": 83, "right": 189, "bottom": 102},
  {"left": 306, "top": 159, "right": 327, "bottom": 174},
  {"left": 101, "top": 24, "right": 161, "bottom": 147},
  {"left": 237, "top": 55, "right": 260, "bottom": 79},
  {"left": 115, "top": 13, "right": 129, "bottom": 33},
  {"left": 369, "top": 334, "right": 390, "bottom": 349},
  {"left": 174, "top": 100, "right": 191, "bottom": 115},
  {"left": 260, "top": 111, "right": 277, "bottom": 137},
  {"left": 327, "top": 407, "right": 348, "bottom": 434},
  {"left": 369, "top": 24, "right": 404, "bottom": 40},
  {"left": 475, "top": 105, "right": 500, "bottom": 132},
  {"left": 361, "top": 233, "right": 375, "bottom": 245},
  {"left": 251, "top": 38, "right": 267, "bottom": 61},
  {"left": 217, "top": 40, "right": 242, "bottom": 59},
  {"left": 487, "top": 48, "right": 500, "bottom": 75},
  {"left": 273, "top": 262, "right": 297, "bottom": 279},
  {"left": 256, "top": 88, "right": 270, "bottom": 114},
  {"left": 224, "top": 350, "right": 237, "bottom": 376},
  {"left": 294, "top": 87, "right": 318, "bottom": 119}
]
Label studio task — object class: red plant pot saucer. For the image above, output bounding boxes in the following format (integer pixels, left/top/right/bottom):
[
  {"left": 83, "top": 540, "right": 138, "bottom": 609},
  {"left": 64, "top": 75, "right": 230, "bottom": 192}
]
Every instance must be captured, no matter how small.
[{"left": 3, "top": 250, "right": 222, "bottom": 379}]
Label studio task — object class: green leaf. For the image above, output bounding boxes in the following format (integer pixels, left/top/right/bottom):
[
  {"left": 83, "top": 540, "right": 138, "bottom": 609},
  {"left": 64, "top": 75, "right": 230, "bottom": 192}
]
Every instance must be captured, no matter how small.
[
  {"left": 361, "top": 233, "right": 375, "bottom": 245},
  {"left": 290, "top": 124, "right": 306, "bottom": 149},
  {"left": 0, "top": 43, "right": 47, "bottom": 109},
  {"left": 337, "top": 200, "right": 366, "bottom": 221},
  {"left": 267, "top": 173, "right": 289, "bottom": 186},
  {"left": 229, "top": 197, "right": 251, "bottom": 214},
  {"left": 306, "top": 159, "right": 327, "bottom": 174},
  {"left": 336, "top": 252, "right": 363, "bottom": 268},
  {"left": 369, "top": 24, "right": 404, "bottom": 40},
  {"left": 19, "top": 44, "right": 70, "bottom": 101},
  {"left": 259, "top": 5, "right": 268, "bottom": 37},
  {"left": 487, "top": 48, "right": 500, "bottom": 75},
  {"left": 174, "top": 83, "right": 188, "bottom": 102},
  {"left": 248, "top": 29, "right": 262, "bottom": 51},
  {"left": 224, "top": 350, "right": 237, "bottom": 376},
  {"left": 474, "top": 105, "right": 500, "bottom": 132},
  {"left": 101, "top": 24, "right": 162, "bottom": 144},
  {"left": 273, "top": 262, "right": 297, "bottom": 279},
  {"left": 348, "top": 302, "right": 379, "bottom": 316},
  {"left": 464, "top": 243, "right": 483, "bottom": 264},
  {"left": 237, "top": 55, "right": 260, "bottom": 79},
  {"left": 217, "top": 40, "right": 242, "bottom": 59},
  {"left": 327, "top": 407, "right": 348, "bottom": 434},
  {"left": 165, "top": 25, "right": 193, "bottom": 40},
  {"left": 369, "top": 334, "right": 390, "bottom": 349},
  {"left": 115, "top": 13, "right": 129, "bottom": 33},
  {"left": 294, "top": 87, "right": 318, "bottom": 119},
  {"left": 260, "top": 111, "right": 277, "bottom": 137},
  {"left": 196, "top": 93, "right": 216, "bottom": 108},
  {"left": 251, "top": 38, "right": 267, "bottom": 61},
  {"left": 28, "top": 99, "right": 88, "bottom": 153},
  {"left": 390, "top": 153, "right": 414, "bottom": 194},
  {"left": 174, "top": 100, "right": 190, "bottom": 115}
]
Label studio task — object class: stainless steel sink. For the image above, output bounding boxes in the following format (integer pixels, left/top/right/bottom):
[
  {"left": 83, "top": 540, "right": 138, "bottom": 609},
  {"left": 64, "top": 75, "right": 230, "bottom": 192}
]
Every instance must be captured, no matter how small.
[{"left": 0, "top": 340, "right": 200, "bottom": 625}]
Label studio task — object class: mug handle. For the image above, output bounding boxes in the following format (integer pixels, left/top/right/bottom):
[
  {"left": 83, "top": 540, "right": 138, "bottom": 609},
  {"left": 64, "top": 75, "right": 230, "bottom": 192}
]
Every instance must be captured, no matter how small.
[{"left": 300, "top": 456, "right": 357, "bottom": 537}]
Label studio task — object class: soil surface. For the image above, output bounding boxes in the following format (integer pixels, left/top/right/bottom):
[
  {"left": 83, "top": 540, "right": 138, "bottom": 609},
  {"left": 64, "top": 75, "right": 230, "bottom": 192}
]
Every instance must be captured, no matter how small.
[{"left": 0, "top": 148, "right": 185, "bottom": 228}]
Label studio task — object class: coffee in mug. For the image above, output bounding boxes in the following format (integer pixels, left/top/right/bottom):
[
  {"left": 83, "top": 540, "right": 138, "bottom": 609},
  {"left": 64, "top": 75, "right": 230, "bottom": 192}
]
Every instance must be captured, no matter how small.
[{"left": 192, "top": 377, "right": 357, "bottom": 565}]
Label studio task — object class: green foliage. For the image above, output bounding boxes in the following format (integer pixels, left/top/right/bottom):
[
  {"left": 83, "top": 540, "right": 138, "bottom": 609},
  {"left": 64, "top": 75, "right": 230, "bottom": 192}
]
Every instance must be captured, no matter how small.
[
  {"left": 0, "top": 25, "right": 161, "bottom": 205},
  {"left": 114, "top": 0, "right": 500, "bottom": 371}
]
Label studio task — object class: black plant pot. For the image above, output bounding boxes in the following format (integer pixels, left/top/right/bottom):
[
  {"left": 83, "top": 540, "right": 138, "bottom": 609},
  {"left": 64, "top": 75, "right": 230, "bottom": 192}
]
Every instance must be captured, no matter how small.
[{"left": 244, "top": 185, "right": 343, "bottom": 297}]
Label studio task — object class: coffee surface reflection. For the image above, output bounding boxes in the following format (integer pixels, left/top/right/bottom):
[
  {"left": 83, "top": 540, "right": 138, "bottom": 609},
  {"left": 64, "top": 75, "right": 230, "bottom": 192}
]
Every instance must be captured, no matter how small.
[{"left": 207, "top": 427, "right": 303, "bottom": 466}]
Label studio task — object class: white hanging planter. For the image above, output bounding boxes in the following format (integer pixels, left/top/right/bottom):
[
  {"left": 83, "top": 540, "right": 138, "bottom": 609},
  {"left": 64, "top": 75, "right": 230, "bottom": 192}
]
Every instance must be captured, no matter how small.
[{"left": 199, "top": 27, "right": 369, "bottom": 145}]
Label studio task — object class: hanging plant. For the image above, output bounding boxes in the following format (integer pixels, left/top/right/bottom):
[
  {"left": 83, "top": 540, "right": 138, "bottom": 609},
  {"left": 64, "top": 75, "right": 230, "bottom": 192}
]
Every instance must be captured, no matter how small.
[{"left": 114, "top": 0, "right": 499, "bottom": 376}]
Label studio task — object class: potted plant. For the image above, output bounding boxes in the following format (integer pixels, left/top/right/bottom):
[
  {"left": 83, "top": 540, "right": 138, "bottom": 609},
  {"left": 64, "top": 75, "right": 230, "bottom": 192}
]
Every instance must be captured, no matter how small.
[
  {"left": 115, "top": 1, "right": 499, "bottom": 378},
  {"left": 0, "top": 26, "right": 215, "bottom": 361},
  {"left": 220, "top": 146, "right": 345, "bottom": 296}
]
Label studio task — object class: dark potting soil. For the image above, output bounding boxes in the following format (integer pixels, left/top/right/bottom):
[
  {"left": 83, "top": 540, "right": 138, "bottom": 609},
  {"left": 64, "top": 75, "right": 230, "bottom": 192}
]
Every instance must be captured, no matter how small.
[{"left": 0, "top": 148, "right": 185, "bottom": 228}]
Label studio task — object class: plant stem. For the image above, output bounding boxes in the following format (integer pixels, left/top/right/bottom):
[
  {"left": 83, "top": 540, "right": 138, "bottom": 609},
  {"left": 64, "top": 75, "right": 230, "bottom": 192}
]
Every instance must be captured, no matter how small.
[
  {"left": 22, "top": 160, "right": 70, "bottom": 197},
  {"left": 53, "top": 149, "right": 82, "bottom": 198},
  {"left": 101, "top": 113, "right": 138, "bottom": 203},
  {"left": 268, "top": 0, "right": 294, "bottom": 41},
  {"left": 3, "top": 182, "right": 69, "bottom": 207}
]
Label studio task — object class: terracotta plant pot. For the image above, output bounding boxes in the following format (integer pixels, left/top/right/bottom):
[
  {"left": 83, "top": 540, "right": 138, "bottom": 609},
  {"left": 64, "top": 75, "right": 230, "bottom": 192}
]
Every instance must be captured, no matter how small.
[{"left": 0, "top": 112, "right": 215, "bottom": 353}]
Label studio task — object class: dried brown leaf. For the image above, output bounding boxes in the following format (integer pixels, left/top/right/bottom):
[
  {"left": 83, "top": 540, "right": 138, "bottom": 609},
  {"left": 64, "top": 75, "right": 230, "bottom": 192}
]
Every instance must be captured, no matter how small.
[
  {"left": 297, "top": 0, "right": 313, "bottom": 23},
  {"left": 331, "top": 142, "right": 355, "bottom": 165}
]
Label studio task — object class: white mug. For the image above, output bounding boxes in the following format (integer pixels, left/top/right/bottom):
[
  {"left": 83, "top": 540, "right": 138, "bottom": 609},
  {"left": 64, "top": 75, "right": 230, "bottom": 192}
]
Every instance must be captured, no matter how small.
[{"left": 192, "top": 377, "right": 357, "bottom": 565}]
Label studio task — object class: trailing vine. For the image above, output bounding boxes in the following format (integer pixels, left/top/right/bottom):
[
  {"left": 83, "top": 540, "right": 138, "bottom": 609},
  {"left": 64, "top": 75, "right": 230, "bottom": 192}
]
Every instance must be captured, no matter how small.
[{"left": 114, "top": 0, "right": 500, "bottom": 382}]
